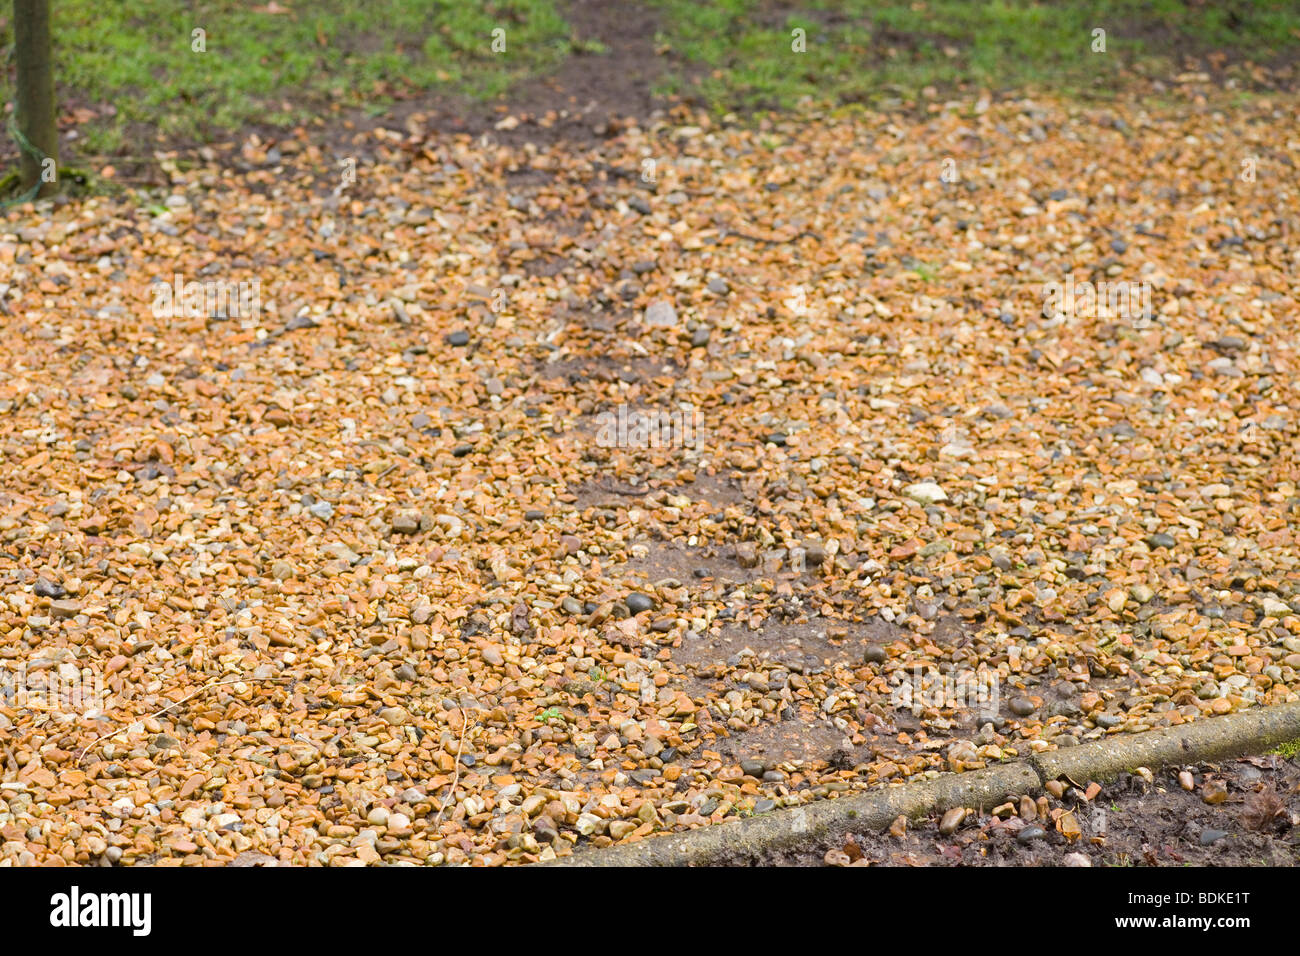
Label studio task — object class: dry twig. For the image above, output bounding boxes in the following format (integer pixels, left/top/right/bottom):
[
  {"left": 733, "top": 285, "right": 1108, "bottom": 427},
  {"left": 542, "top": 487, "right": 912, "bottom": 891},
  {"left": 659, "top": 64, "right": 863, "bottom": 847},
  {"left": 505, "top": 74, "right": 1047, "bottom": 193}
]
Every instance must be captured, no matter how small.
[{"left": 433, "top": 709, "right": 475, "bottom": 826}]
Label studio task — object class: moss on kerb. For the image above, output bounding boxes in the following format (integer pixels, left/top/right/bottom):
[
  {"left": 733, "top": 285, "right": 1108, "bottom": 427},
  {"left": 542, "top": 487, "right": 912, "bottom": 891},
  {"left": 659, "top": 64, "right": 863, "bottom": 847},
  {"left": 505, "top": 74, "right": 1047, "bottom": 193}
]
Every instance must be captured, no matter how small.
[
  {"left": 1271, "top": 740, "right": 1300, "bottom": 759},
  {"left": 1030, "top": 700, "right": 1300, "bottom": 785},
  {"left": 548, "top": 701, "right": 1300, "bottom": 868}
]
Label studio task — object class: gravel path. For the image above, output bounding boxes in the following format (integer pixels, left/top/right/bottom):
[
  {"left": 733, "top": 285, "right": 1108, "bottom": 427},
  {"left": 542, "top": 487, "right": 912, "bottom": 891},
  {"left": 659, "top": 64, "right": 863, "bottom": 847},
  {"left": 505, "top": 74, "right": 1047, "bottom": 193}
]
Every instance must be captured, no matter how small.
[{"left": 0, "top": 92, "right": 1297, "bottom": 865}]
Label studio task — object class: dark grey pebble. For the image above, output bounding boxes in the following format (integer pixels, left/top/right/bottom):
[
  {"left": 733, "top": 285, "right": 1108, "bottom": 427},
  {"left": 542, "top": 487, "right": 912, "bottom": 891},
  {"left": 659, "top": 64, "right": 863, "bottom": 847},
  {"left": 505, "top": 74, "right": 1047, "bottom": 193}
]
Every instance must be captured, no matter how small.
[
  {"left": 625, "top": 592, "right": 656, "bottom": 614},
  {"left": 34, "top": 578, "right": 65, "bottom": 599}
]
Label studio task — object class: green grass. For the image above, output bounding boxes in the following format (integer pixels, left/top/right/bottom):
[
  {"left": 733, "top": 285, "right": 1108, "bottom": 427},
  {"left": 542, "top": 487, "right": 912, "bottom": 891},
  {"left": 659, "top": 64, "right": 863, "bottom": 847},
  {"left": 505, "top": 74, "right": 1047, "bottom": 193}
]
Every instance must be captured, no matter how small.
[
  {"left": 1, "top": 0, "right": 572, "bottom": 155},
  {"left": 3, "top": 0, "right": 1300, "bottom": 161},
  {"left": 650, "top": 0, "right": 1300, "bottom": 109}
]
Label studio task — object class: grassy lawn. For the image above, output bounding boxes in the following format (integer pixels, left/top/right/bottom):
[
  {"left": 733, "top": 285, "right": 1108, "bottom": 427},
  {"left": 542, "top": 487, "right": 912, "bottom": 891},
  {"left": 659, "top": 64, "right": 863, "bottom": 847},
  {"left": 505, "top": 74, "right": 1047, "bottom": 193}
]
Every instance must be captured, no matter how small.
[
  {"left": 2, "top": 0, "right": 1300, "bottom": 159},
  {"left": 1, "top": 0, "right": 572, "bottom": 155},
  {"left": 651, "top": 0, "right": 1300, "bottom": 109}
]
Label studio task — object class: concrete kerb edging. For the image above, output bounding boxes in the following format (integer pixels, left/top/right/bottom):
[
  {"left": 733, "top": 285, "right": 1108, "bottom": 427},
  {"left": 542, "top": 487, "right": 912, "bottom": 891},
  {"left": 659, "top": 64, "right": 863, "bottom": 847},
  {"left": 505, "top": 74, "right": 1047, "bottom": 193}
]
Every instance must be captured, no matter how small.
[{"left": 548, "top": 700, "right": 1300, "bottom": 867}]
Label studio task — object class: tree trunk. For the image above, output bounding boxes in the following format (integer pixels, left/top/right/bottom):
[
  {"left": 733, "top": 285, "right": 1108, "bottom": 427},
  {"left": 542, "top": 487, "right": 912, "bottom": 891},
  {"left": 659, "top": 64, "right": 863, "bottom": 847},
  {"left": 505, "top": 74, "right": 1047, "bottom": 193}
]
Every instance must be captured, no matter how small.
[{"left": 12, "top": 0, "right": 58, "bottom": 198}]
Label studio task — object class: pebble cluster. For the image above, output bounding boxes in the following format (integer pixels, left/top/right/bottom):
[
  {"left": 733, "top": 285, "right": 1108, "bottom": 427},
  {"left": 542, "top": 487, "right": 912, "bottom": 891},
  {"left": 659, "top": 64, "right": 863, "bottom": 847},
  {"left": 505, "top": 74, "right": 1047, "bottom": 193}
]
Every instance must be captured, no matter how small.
[{"left": 0, "top": 93, "right": 1297, "bottom": 865}]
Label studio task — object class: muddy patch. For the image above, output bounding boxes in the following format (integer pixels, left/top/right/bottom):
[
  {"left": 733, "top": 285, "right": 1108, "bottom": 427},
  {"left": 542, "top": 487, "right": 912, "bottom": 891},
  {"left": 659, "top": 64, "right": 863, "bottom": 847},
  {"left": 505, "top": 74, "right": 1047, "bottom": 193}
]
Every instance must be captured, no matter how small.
[
  {"left": 624, "top": 539, "right": 734, "bottom": 586},
  {"left": 926, "top": 612, "right": 974, "bottom": 648},
  {"left": 755, "top": 755, "right": 1300, "bottom": 867},
  {"left": 672, "top": 615, "right": 905, "bottom": 673},
  {"left": 713, "top": 716, "right": 852, "bottom": 767},
  {"left": 521, "top": 254, "right": 573, "bottom": 278},
  {"left": 668, "top": 470, "right": 750, "bottom": 510},
  {"left": 535, "top": 353, "right": 683, "bottom": 386}
]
